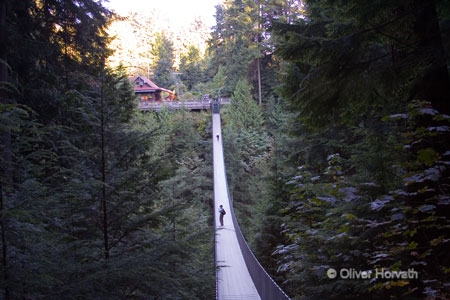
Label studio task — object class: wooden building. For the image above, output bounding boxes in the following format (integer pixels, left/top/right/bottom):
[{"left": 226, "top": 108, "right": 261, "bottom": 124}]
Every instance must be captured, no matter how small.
[{"left": 129, "top": 75, "right": 176, "bottom": 104}]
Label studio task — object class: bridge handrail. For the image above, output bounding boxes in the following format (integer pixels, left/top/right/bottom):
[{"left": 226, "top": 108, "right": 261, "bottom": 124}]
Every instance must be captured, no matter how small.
[
  {"left": 228, "top": 202, "right": 291, "bottom": 299},
  {"left": 220, "top": 136, "right": 291, "bottom": 300},
  {"left": 139, "top": 98, "right": 232, "bottom": 111}
]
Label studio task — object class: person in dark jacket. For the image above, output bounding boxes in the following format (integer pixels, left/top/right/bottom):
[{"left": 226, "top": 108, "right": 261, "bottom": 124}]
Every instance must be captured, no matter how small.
[{"left": 218, "top": 205, "right": 226, "bottom": 226}]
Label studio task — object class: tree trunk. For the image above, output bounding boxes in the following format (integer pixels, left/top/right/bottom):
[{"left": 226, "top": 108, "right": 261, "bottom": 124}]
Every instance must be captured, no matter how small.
[
  {"left": 413, "top": 0, "right": 450, "bottom": 114},
  {"left": 0, "top": 2, "right": 11, "bottom": 298},
  {"left": 0, "top": 186, "right": 9, "bottom": 300},
  {"left": 257, "top": 58, "right": 262, "bottom": 106},
  {"left": 100, "top": 77, "right": 109, "bottom": 259}
]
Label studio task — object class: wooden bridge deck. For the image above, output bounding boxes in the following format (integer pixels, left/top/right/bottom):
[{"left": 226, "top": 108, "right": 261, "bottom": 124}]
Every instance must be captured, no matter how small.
[
  {"left": 140, "top": 99, "right": 230, "bottom": 111},
  {"left": 213, "top": 113, "right": 261, "bottom": 300}
]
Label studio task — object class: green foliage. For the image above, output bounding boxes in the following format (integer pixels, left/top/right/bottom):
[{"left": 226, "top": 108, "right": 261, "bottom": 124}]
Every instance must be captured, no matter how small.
[
  {"left": 273, "top": 154, "right": 371, "bottom": 299},
  {"left": 151, "top": 31, "right": 176, "bottom": 89},
  {"left": 268, "top": 99, "right": 450, "bottom": 299},
  {"left": 364, "top": 100, "right": 450, "bottom": 299},
  {"left": 0, "top": 104, "right": 59, "bottom": 299},
  {"left": 154, "top": 110, "right": 215, "bottom": 298},
  {"left": 208, "top": 0, "right": 265, "bottom": 93},
  {"left": 264, "top": 3, "right": 450, "bottom": 297},
  {"left": 179, "top": 46, "right": 207, "bottom": 91},
  {"left": 0, "top": 82, "right": 215, "bottom": 299},
  {"left": 272, "top": 0, "right": 450, "bottom": 128},
  {"left": 4, "top": 1, "right": 449, "bottom": 300},
  {"left": 0, "top": 1, "right": 215, "bottom": 299},
  {"left": 221, "top": 79, "right": 273, "bottom": 243},
  {"left": 227, "top": 79, "right": 264, "bottom": 131}
]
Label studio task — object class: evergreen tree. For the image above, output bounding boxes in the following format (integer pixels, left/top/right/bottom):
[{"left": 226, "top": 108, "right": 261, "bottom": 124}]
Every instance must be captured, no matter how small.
[
  {"left": 156, "top": 110, "right": 215, "bottom": 299},
  {"left": 267, "top": 0, "right": 450, "bottom": 298},
  {"left": 208, "top": 0, "right": 265, "bottom": 94},
  {"left": 227, "top": 79, "right": 264, "bottom": 131},
  {"left": 222, "top": 79, "right": 270, "bottom": 233},
  {"left": 272, "top": 0, "right": 450, "bottom": 128},
  {"left": 1, "top": 1, "right": 216, "bottom": 298},
  {"left": 179, "top": 45, "right": 205, "bottom": 91},
  {"left": 0, "top": 103, "right": 57, "bottom": 299},
  {"left": 151, "top": 31, "right": 176, "bottom": 89},
  {"left": 49, "top": 69, "right": 200, "bottom": 299},
  {"left": 1, "top": 0, "right": 111, "bottom": 298}
]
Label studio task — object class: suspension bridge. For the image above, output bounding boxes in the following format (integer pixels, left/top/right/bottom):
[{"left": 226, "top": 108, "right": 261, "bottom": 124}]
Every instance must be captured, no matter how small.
[{"left": 212, "top": 104, "right": 291, "bottom": 300}]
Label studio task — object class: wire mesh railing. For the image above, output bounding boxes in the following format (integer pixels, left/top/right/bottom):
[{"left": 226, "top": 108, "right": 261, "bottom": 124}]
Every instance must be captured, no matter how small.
[
  {"left": 228, "top": 202, "right": 291, "bottom": 300},
  {"left": 221, "top": 156, "right": 290, "bottom": 299}
]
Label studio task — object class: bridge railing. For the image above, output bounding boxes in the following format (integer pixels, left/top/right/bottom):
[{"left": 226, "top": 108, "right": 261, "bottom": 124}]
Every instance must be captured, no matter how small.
[
  {"left": 139, "top": 100, "right": 210, "bottom": 111},
  {"left": 140, "top": 98, "right": 231, "bottom": 111},
  {"left": 228, "top": 202, "right": 291, "bottom": 300},
  {"left": 221, "top": 144, "right": 291, "bottom": 300}
]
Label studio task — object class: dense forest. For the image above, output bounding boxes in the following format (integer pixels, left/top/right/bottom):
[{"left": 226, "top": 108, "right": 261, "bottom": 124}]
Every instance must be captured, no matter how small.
[{"left": 1, "top": 0, "right": 449, "bottom": 300}]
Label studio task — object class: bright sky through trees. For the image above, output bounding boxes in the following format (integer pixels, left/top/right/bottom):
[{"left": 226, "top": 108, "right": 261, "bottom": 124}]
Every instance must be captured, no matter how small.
[{"left": 105, "top": 0, "right": 221, "bottom": 27}]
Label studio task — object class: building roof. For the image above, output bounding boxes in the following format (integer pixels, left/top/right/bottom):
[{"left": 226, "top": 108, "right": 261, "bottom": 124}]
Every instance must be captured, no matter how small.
[{"left": 129, "top": 75, "right": 174, "bottom": 95}]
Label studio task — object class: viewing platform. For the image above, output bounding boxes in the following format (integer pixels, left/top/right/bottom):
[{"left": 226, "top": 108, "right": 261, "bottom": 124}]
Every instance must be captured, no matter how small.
[{"left": 140, "top": 98, "right": 230, "bottom": 111}]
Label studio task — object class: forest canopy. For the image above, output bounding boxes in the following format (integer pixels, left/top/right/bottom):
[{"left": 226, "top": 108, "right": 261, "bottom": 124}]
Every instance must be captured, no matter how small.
[{"left": 1, "top": 0, "right": 449, "bottom": 299}]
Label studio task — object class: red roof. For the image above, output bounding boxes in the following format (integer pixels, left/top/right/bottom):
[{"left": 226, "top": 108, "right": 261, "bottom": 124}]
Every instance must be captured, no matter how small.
[{"left": 129, "top": 75, "right": 174, "bottom": 95}]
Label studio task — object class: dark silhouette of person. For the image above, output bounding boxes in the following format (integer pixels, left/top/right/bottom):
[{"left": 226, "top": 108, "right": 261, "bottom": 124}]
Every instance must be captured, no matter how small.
[{"left": 218, "top": 205, "right": 226, "bottom": 226}]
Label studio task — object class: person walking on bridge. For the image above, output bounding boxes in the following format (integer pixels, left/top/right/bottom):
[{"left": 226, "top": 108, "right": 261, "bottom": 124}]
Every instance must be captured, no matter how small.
[{"left": 218, "top": 205, "right": 226, "bottom": 226}]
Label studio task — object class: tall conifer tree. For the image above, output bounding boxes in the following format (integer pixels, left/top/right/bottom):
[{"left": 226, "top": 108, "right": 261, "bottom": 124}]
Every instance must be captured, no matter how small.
[{"left": 151, "top": 32, "right": 176, "bottom": 89}]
